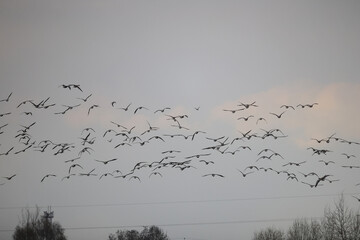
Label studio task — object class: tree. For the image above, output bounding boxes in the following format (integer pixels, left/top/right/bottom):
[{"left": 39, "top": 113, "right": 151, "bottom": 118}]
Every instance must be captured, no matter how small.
[
  {"left": 13, "top": 207, "right": 67, "bottom": 240},
  {"left": 252, "top": 226, "right": 285, "bottom": 240},
  {"left": 321, "top": 195, "right": 360, "bottom": 240},
  {"left": 287, "top": 218, "right": 322, "bottom": 240},
  {"left": 108, "top": 225, "right": 169, "bottom": 240}
]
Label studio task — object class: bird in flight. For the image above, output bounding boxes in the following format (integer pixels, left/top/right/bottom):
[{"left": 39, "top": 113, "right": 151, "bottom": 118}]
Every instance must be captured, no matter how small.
[
  {"left": 41, "top": 174, "right": 56, "bottom": 182},
  {"left": 238, "top": 101, "right": 258, "bottom": 109},
  {"left": 68, "top": 164, "right": 83, "bottom": 174},
  {"left": 129, "top": 176, "right": 141, "bottom": 182},
  {"left": 3, "top": 174, "right": 16, "bottom": 180},
  {"left": 237, "top": 115, "right": 254, "bottom": 121},
  {"left": 88, "top": 104, "right": 99, "bottom": 115},
  {"left": 62, "top": 174, "right": 75, "bottom": 181},
  {"left": 237, "top": 169, "right": 254, "bottom": 177},
  {"left": 269, "top": 111, "right": 286, "bottom": 119},
  {"left": 134, "top": 106, "right": 149, "bottom": 114},
  {"left": 0, "top": 92, "right": 12, "bottom": 103},
  {"left": 79, "top": 169, "right": 97, "bottom": 177},
  {"left": 154, "top": 107, "right": 171, "bottom": 114},
  {"left": 353, "top": 196, "right": 360, "bottom": 202},
  {"left": 202, "top": 173, "right": 224, "bottom": 178},
  {"left": 199, "top": 160, "right": 214, "bottom": 165},
  {"left": 99, "top": 173, "right": 113, "bottom": 180},
  {"left": 315, "top": 175, "right": 332, "bottom": 187},
  {"left": 341, "top": 153, "right": 356, "bottom": 159},
  {"left": 280, "top": 105, "right": 295, "bottom": 110},
  {"left": 118, "top": 103, "right": 132, "bottom": 111},
  {"left": 318, "top": 160, "right": 335, "bottom": 166},
  {"left": 95, "top": 158, "right": 118, "bottom": 165},
  {"left": 77, "top": 94, "right": 92, "bottom": 102},
  {"left": 149, "top": 172, "right": 163, "bottom": 178},
  {"left": 0, "top": 147, "right": 14, "bottom": 156}
]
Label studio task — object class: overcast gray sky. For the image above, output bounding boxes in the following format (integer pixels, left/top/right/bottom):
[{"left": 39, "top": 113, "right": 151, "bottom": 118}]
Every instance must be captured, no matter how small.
[{"left": 1, "top": 1, "right": 360, "bottom": 240}]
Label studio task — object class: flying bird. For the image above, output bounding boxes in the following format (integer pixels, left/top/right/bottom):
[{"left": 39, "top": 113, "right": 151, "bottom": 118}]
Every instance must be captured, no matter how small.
[
  {"left": 129, "top": 176, "right": 141, "bottom": 182},
  {"left": 237, "top": 170, "right": 254, "bottom": 177},
  {"left": 0, "top": 92, "right": 12, "bottom": 103},
  {"left": 41, "top": 174, "right": 56, "bottom": 182},
  {"left": 237, "top": 115, "right": 254, "bottom": 121},
  {"left": 3, "top": 174, "right": 16, "bottom": 180},
  {"left": 238, "top": 101, "right": 258, "bottom": 109},
  {"left": 62, "top": 174, "right": 75, "bottom": 181},
  {"left": 280, "top": 105, "right": 295, "bottom": 110},
  {"left": 149, "top": 172, "right": 163, "bottom": 178},
  {"left": 68, "top": 164, "right": 83, "bottom": 174},
  {"left": 119, "top": 103, "right": 132, "bottom": 111},
  {"left": 341, "top": 153, "right": 356, "bottom": 159},
  {"left": 134, "top": 106, "right": 149, "bottom": 114},
  {"left": 318, "top": 160, "right": 335, "bottom": 166},
  {"left": 77, "top": 94, "right": 92, "bottom": 102},
  {"left": 199, "top": 160, "right": 214, "bottom": 165},
  {"left": 88, "top": 104, "right": 99, "bottom": 115},
  {"left": 202, "top": 173, "right": 224, "bottom": 178},
  {"left": 154, "top": 107, "right": 171, "bottom": 113},
  {"left": 269, "top": 111, "right": 286, "bottom": 119},
  {"left": 95, "top": 158, "right": 118, "bottom": 165},
  {"left": 315, "top": 175, "right": 333, "bottom": 187}
]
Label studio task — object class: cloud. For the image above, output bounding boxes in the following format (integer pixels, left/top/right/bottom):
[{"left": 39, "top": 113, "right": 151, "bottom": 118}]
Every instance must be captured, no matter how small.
[{"left": 211, "top": 82, "right": 360, "bottom": 148}]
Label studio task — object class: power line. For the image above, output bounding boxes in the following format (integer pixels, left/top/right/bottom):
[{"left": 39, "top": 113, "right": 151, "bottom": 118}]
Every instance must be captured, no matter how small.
[
  {"left": 0, "top": 216, "right": 323, "bottom": 233},
  {"left": 0, "top": 192, "right": 358, "bottom": 210}
]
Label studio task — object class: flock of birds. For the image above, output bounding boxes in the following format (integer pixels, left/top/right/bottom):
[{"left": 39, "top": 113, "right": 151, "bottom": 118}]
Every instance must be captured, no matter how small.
[{"left": 0, "top": 84, "right": 359, "bottom": 202}]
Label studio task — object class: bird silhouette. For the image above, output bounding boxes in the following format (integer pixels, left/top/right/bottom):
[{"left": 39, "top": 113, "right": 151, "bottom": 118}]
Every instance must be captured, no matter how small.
[
  {"left": 62, "top": 174, "right": 75, "bottom": 181},
  {"left": 0, "top": 112, "right": 11, "bottom": 117},
  {"left": 202, "top": 173, "right": 224, "bottom": 178},
  {"left": 79, "top": 169, "right": 97, "bottom": 177},
  {"left": 68, "top": 164, "right": 83, "bottom": 174},
  {"left": 3, "top": 174, "right": 16, "bottom": 180},
  {"left": 199, "top": 160, "right": 214, "bottom": 165},
  {"left": 318, "top": 160, "right": 335, "bottom": 166},
  {"left": 95, "top": 158, "right": 118, "bottom": 165},
  {"left": 256, "top": 117, "right": 267, "bottom": 124},
  {"left": 269, "top": 111, "right": 286, "bottom": 119},
  {"left": 88, "top": 105, "right": 99, "bottom": 115},
  {"left": 149, "top": 172, "right": 163, "bottom": 178},
  {"left": 237, "top": 115, "right": 254, "bottom": 121},
  {"left": 353, "top": 196, "right": 360, "bottom": 202},
  {"left": 280, "top": 105, "right": 295, "bottom": 110},
  {"left": 237, "top": 169, "right": 254, "bottom": 177},
  {"left": 134, "top": 106, "right": 149, "bottom": 114},
  {"left": 77, "top": 94, "right": 92, "bottom": 102},
  {"left": 118, "top": 103, "right": 131, "bottom": 111},
  {"left": 0, "top": 147, "right": 14, "bottom": 156},
  {"left": 99, "top": 173, "right": 113, "bottom": 179},
  {"left": 154, "top": 107, "right": 171, "bottom": 113},
  {"left": 0, "top": 92, "right": 12, "bottom": 103},
  {"left": 238, "top": 101, "right": 258, "bottom": 109},
  {"left": 41, "top": 174, "right": 56, "bottom": 182},
  {"left": 341, "top": 153, "right": 356, "bottom": 159},
  {"left": 129, "top": 176, "right": 141, "bottom": 182},
  {"left": 223, "top": 108, "right": 244, "bottom": 114},
  {"left": 315, "top": 175, "right": 332, "bottom": 187}
]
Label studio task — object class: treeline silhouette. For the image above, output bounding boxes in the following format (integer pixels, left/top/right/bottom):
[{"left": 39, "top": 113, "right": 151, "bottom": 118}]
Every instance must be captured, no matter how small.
[
  {"left": 108, "top": 225, "right": 169, "bottom": 240},
  {"left": 252, "top": 195, "right": 360, "bottom": 240}
]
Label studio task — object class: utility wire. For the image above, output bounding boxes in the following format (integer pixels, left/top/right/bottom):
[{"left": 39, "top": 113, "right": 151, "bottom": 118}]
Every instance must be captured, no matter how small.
[
  {"left": 0, "top": 216, "right": 323, "bottom": 232},
  {"left": 0, "top": 192, "right": 358, "bottom": 210}
]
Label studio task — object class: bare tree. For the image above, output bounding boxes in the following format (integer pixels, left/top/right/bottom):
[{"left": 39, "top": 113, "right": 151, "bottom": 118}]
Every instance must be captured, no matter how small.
[
  {"left": 253, "top": 226, "right": 285, "bottom": 240},
  {"left": 108, "top": 226, "right": 169, "bottom": 240},
  {"left": 13, "top": 206, "right": 67, "bottom": 240},
  {"left": 287, "top": 218, "right": 322, "bottom": 240},
  {"left": 322, "top": 195, "right": 360, "bottom": 240}
]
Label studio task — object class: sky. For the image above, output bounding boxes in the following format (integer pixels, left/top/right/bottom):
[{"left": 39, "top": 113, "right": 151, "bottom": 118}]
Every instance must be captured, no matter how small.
[{"left": 0, "top": 1, "right": 360, "bottom": 240}]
